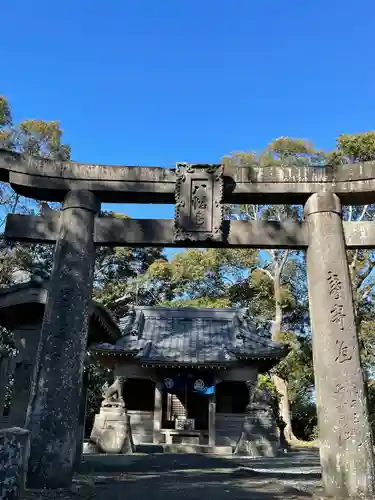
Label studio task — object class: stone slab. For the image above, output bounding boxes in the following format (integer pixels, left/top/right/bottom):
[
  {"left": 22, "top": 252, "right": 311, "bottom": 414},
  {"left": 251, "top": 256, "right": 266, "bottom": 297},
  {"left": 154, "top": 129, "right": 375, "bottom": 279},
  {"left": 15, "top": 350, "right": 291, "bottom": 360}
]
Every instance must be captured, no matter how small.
[
  {"left": 0, "top": 427, "right": 30, "bottom": 500},
  {"left": 8, "top": 215, "right": 375, "bottom": 250},
  {"left": 3, "top": 148, "right": 375, "bottom": 204},
  {"left": 162, "top": 444, "right": 233, "bottom": 455}
]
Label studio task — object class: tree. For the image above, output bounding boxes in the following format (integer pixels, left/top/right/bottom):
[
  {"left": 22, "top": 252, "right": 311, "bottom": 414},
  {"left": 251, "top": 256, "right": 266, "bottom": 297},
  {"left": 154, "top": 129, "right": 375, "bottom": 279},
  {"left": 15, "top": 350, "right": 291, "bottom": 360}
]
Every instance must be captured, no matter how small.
[
  {"left": 328, "top": 133, "right": 375, "bottom": 376},
  {"left": 0, "top": 97, "right": 72, "bottom": 415},
  {"left": 0, "top": 96, "right": 71, "bottom": 224},
  {"left": 222, "top": 138, "right": 320, "bottom": 441},
  {"left": 223, "top": 133, "right": 375, "bottom": 441}
]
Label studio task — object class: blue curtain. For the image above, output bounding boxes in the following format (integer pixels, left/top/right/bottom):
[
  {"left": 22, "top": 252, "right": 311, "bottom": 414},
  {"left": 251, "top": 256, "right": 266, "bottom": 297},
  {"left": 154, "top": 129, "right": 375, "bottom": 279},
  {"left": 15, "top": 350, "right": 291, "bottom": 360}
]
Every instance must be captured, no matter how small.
[{"left": 163, "top": 374, "right": 215, "bottom": 395}]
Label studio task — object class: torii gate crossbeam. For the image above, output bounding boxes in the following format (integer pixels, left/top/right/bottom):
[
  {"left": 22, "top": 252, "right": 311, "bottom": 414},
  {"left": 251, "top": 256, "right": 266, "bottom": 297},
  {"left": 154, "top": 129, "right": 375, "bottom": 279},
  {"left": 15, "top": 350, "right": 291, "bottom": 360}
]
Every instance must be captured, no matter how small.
[{"left": 1, "top": 151, "right": 374, "bottom": 498}]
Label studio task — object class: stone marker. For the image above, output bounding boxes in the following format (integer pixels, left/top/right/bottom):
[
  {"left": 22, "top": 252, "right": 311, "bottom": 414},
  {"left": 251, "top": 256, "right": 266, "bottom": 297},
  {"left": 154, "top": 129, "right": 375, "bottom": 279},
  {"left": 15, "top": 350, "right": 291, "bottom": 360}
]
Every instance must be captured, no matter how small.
[
  {"left": 305, "top": 192, "right": 375, "bottom": 498},
  {"left": 25, "top": 190, "right": 99, "bottom": 489},
  {"left": 0, "top": 427, "right": 30, "bottom": 500}
]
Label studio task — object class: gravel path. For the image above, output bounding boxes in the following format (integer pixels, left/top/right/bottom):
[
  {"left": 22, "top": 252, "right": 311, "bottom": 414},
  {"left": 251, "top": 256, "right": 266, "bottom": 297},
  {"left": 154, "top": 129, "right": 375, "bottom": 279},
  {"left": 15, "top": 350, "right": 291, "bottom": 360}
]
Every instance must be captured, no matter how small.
[{"left": 24, "top": 454, "right": 322, "bottom": 500}]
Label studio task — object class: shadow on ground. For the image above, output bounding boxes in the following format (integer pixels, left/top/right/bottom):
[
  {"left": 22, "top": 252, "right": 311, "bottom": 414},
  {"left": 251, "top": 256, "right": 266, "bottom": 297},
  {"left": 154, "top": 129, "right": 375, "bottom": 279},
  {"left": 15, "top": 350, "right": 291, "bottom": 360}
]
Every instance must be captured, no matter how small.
[{"left": 25, "top": 453, "right": 321, "bottom": 500}]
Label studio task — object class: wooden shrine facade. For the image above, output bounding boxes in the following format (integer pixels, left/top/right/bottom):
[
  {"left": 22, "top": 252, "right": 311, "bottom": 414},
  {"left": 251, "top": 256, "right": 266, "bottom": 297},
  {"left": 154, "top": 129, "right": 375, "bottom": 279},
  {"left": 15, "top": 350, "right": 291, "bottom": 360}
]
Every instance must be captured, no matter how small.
[{"left": 91, "top": 306, "right": 286, "bottom": 448}]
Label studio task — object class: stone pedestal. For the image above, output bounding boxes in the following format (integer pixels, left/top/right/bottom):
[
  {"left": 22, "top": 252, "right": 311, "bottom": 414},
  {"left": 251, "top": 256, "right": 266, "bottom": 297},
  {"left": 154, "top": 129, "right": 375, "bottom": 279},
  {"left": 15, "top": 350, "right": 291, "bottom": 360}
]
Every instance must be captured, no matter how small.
[
  {"left": 305, "top": 193, "right": 375, "bottom": 498},
  {"left": 90, "top": 404, "right": 134, "bottom": 454},
  {"left": 0, "top": 427, "right": 30, "bottom": 500},
  {"left": 234, "top": 405, "right": 279, "bottom": 457},
  {"left": 25, "top": 190, "right": 99, "bottom": 489}
]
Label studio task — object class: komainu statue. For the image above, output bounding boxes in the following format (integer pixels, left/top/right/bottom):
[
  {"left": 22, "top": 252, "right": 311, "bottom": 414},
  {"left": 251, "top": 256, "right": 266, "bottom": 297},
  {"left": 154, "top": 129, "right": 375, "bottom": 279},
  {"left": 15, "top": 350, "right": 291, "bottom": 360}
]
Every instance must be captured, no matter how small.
[{"left": 101, "top": 375, "right": 126, "bottom": 407}]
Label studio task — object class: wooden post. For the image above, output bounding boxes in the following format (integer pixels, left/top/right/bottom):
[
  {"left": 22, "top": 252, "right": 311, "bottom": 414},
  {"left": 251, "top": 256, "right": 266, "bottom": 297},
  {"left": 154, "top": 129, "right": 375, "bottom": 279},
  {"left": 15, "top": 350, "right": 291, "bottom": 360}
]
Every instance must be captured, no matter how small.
[
  {"left": 208, "top": 381, "right": 216, "bottom": 447},
  {"left": 153, "top": 380, "right": 163, "bottom": 444}
]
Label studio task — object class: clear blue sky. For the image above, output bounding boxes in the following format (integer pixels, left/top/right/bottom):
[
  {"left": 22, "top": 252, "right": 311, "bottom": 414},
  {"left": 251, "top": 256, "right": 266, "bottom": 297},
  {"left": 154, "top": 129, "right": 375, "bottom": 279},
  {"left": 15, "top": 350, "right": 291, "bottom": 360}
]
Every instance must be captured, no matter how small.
[{"left": 2, "top": 0, "right": 375, "bottom": 233}]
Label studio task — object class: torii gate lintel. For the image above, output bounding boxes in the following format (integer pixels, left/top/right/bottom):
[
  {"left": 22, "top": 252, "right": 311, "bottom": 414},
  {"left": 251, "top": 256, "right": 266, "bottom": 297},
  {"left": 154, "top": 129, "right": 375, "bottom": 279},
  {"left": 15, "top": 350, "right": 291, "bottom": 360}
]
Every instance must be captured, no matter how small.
[{"left": 1, "top": 152, "right": 375, "bottom": 497}]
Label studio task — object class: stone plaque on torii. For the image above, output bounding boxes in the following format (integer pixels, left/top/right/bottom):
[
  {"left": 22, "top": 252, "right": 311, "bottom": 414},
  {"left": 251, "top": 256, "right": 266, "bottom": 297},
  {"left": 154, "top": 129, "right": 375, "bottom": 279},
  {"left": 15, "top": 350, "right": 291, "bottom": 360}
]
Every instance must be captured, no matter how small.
[{"left": 1, "top": 147, "right": 375, "bottom": 497}]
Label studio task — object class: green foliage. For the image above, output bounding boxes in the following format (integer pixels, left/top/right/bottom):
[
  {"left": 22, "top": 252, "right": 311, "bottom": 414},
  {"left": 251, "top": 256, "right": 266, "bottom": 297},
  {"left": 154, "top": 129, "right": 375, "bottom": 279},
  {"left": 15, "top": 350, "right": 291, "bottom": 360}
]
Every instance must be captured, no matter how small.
[
  {"left": 84, "top": 361, "right": 112, "bottom": 430},
  {"left": 274, "top": 331, "right": 314, "bottom": 400},
  {"left": 257, "top": 374, "right": 280, "bottom": 419},
  {"left": 0, "top": 97, "right": 12, "bottom": 128},
  {"left": 290, "top": 391, "right": 317, "bottom": 441},
  {"left": 0, "top": 96, "right": 71, "bottom": 160},
  {"left": 337, "top": 132, "right": 375, "bottom": 163}
]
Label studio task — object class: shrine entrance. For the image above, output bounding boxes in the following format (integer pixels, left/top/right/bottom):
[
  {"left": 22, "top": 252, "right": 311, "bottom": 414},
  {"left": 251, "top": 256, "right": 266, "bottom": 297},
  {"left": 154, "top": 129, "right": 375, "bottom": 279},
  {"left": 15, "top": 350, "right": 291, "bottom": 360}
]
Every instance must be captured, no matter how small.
[
  {"left": 161, "top": 372, "right": 213, "bottom": 443},
  {"left": 1, "top": 149, "right": 375, "bottom": 497}
]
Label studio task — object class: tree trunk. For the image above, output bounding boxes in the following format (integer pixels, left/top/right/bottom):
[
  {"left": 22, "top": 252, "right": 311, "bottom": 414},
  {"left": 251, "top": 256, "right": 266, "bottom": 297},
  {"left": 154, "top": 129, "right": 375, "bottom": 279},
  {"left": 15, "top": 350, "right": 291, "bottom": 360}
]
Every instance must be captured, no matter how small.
[
  {"left": 272, "top": 375, "right": 294, "bottom": 442},
  {"left": 271, "top": 262, "right": 297, "bottom": 443}
]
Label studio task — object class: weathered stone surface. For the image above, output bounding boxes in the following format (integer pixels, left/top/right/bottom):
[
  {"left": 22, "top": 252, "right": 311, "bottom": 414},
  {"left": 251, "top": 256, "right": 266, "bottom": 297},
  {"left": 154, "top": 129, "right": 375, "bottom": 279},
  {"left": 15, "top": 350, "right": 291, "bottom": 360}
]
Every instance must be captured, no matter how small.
[
  {"left": 234, "top": 409, "right": 279, "bottom": 457},
  {"left": 234, "top": 382, "right": 279, "bottom": 457},
  {"left": 174, "top": 164, "right": 224, "bottom": 242},
  {"left": 8, "top": 213, "right": 375, "bottom": 250},
  {"left": 0, "top": 427, "right": 30, "bottom": 500},
  {"left": 305, "top": 192, "right": 375, "bottom": 498},
  {"left": 73, "top": 369, "right": 89, "bottom": 471},
  {"left": 8, "top": 326, "right": 39, "bottom": 428},
  {"left": 4, "top": 148, "right": 375, "bottom": 204},
  {"left": 90, "top": 406, "right": 134, "bottom": 454},
  {"left": 101, "top": 376, "right": 126, "bottom": 407},
  {"left": 25, "top": 190, "right": 99, "bottom": 489}
]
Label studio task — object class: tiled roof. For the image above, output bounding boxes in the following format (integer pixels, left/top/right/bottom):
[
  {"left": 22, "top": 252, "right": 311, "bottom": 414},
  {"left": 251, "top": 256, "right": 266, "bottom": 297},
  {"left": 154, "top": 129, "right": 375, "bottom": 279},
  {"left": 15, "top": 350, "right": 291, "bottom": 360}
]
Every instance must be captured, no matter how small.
[
  {"left": 0, "top": 278, "right": 121, "bottom": 343},
  {"left": 93, "top": 306, "right": 287, "bottom": 367}
]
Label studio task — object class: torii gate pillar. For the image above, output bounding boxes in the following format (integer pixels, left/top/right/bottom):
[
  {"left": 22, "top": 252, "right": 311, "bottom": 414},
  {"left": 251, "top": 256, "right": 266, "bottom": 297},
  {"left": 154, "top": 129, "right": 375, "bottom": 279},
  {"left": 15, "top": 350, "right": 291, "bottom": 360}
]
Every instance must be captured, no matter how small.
[
  {"left": 305, "top": 192, "right": 374, "bottom": 498},
  {"left": 25, "top": 190, "right": 99, "bottom": 489}
]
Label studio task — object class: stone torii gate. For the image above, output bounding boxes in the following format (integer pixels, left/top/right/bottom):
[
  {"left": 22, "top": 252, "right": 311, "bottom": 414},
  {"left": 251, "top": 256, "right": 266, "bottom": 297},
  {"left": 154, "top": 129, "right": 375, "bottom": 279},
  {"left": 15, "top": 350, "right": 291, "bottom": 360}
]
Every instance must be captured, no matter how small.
[{"left": 1, "top": 149, "right": 375, "bottom": 496}]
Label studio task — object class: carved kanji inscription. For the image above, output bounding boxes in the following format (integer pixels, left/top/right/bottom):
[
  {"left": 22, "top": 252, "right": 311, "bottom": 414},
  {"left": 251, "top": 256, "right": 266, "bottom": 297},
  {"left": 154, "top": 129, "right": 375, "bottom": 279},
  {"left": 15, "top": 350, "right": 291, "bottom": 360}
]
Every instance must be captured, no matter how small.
[
  {"left": 335, "top": 340, "right": 354, "bottom": 363},
  {"left": 327, "top": 271, "right": 343, "bottom": 300},
  {"left": 330, "top": 303, "right": 346, "bottom": 330},
  {"left": 174, "top": 164, "right": 224, "bottom": 242}
]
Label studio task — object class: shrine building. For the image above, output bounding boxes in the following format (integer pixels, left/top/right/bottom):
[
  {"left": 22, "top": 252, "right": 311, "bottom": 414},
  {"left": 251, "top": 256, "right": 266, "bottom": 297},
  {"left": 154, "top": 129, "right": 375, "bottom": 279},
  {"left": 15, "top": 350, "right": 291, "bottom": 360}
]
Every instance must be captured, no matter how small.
[{"left": 91, "top": 306, "right": 287, "bottom": 449}]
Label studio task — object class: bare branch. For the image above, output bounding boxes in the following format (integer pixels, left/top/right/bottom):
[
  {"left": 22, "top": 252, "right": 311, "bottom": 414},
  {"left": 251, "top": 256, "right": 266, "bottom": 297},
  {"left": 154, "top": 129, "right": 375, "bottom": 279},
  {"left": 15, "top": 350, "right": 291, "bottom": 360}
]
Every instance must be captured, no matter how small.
[
  {"left": 279, "top": 249, "right": 290, "bottom": 275},
  {"left": 349, "top": 249, "right": 360, "bottom": 284},
  {"left": 348, "top": 205, "right": 353, "bottom": 221},
  {"left": 356, "top": 260, "right": 375, "bottom": 293},
  {"left": 256, "top": 267, "right": 274, "bottom": 282},
  {"left": 358, "top": 204, "right": 369, "bottom": 222}
]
